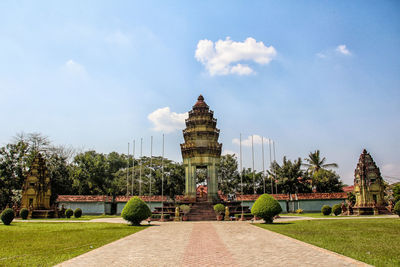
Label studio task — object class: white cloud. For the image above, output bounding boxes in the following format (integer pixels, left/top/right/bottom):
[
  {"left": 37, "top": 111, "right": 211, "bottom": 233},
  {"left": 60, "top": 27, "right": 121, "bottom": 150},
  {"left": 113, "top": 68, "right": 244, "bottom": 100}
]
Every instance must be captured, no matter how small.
[
  {"left": 147, "top": 107, "right": 188, "bottom": 133},
  {"left": 195, "top": 37, "right": 277, "bottom": 76},
  {"left": 105, "top": 30, "right": 131, "bottom": 46},
  {"left": 63, "top": 59, "right": 87, "bottom": 77},
  {"left": 222, "top": 149, "right": 237, "bottom": 156},
  {"left": 232, "top": 135, "right": 273, "bottom": 147},
  {"left": 316, "top": 52, "right": 327, "bottom": 59},
  {"left": 336, "top": 44, "right": 351, "bottom": 55}
]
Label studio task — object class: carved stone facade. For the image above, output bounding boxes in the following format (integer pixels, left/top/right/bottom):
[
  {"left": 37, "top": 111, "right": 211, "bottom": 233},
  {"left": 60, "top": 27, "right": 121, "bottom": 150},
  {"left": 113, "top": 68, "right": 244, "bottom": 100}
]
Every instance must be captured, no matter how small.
[
  {"left": 353, "top": 149, "right": 385, "bottom": 215},
  {"left": 21, "top": 153, "right": 52, "bottom": 211},
  {"left": 181, "top": 95, "right": 222, "bottom": 202}
]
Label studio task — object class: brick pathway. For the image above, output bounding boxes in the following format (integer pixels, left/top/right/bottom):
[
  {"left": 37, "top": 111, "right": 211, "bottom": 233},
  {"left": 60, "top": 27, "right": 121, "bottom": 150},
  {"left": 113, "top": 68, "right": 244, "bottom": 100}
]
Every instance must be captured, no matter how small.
[{"left": 57, "top": 221, "right": 370, "bottom": 267}]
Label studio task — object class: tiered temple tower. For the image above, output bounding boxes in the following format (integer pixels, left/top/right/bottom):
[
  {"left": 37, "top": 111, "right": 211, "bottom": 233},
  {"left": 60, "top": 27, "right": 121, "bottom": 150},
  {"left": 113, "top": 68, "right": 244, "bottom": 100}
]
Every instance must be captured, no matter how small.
[
  {"left": 21, "top": 153, "right": 52, "bottom": 211},
  {"left": 181, "top": 95, "right": 222, "bottom": 202},
  {"left": 353, "top": 149, "right": 385, "bottom": 215}
]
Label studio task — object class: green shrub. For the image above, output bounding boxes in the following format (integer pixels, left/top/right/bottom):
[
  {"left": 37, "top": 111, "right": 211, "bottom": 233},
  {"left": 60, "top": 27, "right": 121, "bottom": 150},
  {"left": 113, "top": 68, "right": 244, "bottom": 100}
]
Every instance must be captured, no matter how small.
[
  {"left": 179, "top": 205, "right": 191, "bottom": 215},
  {"left": 74, "top": 208, "right": 82, "bottom": 218},
  {"left": 332, "top": 204, "right": 342, "bottom": 216},
  {"left": 213, "top": 204, "right": 225, "bottom": 215},
  {"left": 394, "top": 201, "right": 400, "bottom": 217},
  {"left": 1, "top": 208, "right": 15, "bottom": 225},
  {"left": 251, "top": 194, "right": 282, "bottom": 224},
  {"left": 65, "top": 208, "right": 73, "bottom": 218},
  {"left": 321, "top": 205, "right": 332, "bottom": 215},
  {"left": 121, "top": 196, "right": 151, "bottom": 225},
  {"left": 20, "top": 208, "right": 29, "bottom": 220}
]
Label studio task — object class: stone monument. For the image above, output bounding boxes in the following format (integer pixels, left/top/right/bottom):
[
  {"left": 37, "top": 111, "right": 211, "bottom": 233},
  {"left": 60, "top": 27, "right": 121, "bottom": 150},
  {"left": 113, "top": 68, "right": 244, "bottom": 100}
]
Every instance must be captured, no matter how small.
[
  {"left": 180, "top": 95, "right": 222, "bottom": 202},
  {"left": 353, "top": 149, "right": 385, "bottom": 215},
  {"left": 21, "top": 153, "right": 53, "bottom": 217}
]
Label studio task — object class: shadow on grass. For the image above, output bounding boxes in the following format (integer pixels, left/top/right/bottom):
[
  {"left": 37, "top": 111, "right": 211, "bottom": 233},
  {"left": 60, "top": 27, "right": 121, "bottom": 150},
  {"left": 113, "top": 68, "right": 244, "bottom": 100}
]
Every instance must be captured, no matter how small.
[{"left": 257, "top": 222, "right": 294, "bottom": 225}]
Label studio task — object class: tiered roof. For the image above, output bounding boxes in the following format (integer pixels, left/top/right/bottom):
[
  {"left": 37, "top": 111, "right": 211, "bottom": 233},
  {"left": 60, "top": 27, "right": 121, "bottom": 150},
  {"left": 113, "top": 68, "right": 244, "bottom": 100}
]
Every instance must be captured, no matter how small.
[{"left": 180, "top": 95, "right": 222, "bottom": 158}]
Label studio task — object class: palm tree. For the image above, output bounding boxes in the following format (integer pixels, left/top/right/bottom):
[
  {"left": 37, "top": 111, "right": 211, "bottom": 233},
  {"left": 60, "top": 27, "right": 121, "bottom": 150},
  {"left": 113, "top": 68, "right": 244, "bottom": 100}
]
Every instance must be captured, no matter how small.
[{"left": 303, "top": 150, "right": 338, "bottom": 173}]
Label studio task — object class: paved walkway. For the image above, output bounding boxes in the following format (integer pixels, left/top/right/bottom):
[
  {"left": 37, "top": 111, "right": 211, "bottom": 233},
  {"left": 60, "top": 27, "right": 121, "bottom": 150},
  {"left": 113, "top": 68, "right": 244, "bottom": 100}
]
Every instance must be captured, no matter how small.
[{"left": 56, "top": 221, "right": 370, "bottom": 267}]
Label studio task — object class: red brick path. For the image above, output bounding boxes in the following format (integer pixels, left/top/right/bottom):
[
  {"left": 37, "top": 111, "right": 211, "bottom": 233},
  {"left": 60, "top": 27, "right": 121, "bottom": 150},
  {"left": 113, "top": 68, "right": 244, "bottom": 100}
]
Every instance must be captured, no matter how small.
[{"left": 182, "top": 223, "right": 238, "bottom": 267}]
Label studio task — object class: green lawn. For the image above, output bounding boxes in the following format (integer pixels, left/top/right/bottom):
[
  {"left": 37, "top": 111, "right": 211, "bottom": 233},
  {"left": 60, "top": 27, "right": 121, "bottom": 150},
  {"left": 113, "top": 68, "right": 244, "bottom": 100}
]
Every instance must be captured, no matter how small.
[
  {"left": 282, "top": 213, "right": 328, "bottom": 218},
  {"left": 22, "top": 214, "right": 121, "bottom": 221},
  {"left": 256, "top": 219, "right": 400, "bottom": 267},
  {"left": 0, "top": 222, "right": 146, "bottom": 266}
]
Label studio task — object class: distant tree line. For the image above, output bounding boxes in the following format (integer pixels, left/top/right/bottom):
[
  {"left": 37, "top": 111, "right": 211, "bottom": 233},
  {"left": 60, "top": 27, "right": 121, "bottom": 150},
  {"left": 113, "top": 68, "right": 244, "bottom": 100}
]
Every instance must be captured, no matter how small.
[{"left": 0, "top": 132, "right": 344, "bottom": 210}]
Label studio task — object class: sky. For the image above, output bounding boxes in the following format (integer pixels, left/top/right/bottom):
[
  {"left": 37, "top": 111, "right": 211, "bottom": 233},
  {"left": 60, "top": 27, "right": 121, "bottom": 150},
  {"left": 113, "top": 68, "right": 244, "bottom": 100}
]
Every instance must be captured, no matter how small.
[{"left": 0, "top": 1, "right": 399, "bottom": 185}]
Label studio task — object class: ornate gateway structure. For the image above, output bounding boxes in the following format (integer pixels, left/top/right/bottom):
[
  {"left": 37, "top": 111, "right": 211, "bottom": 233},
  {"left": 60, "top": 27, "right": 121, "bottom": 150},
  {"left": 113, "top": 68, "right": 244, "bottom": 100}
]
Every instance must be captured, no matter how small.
[
  {"left": 180, "top": 95, "right": 222, "bottom": 202},
  {"left": 353, "top": 149, "right": 385, "bottom": 215}
]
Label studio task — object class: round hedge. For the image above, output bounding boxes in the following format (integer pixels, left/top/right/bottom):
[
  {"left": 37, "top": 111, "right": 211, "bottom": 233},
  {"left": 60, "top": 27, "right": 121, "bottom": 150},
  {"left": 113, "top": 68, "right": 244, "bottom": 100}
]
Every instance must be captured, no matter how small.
[
  {"left": 251, "top": 194, "right": 282, "bottom": 224},
  {"left": 332, "top": 204, "right": 342, "bottom": 216},
  {"left": 1, "top": 208, "right": 15, "bottom": 225},
  {"left": 213, "top": 204, "right": 225, "bottom": 214},
  {"left": 65, "top": 208, "right": 73, "bottom": 218},
  {"left": 121, "top": 196, "right": 151, "bottom": 225},
  {"left": 20, "top": 208, "right": 29, "bottom": 220},
  {"left": 321, "top": 205, "right": 332, "bottom": 215},
  {"left": 394, "top": 201, "right": 400, "bottom": 217},
  {"left": 74, "top": 208, "right": 82, "bottom": 218}
]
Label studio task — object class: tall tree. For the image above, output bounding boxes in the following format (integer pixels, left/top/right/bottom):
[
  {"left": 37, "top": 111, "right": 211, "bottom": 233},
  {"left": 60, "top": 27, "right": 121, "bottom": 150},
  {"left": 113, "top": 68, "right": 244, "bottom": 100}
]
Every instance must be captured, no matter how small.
[
  {"left": 268, "top": 157, "right": 311, "bottom": 195},
  {"left": 302, "top": 150, "right": 338, "bottom": 173}
]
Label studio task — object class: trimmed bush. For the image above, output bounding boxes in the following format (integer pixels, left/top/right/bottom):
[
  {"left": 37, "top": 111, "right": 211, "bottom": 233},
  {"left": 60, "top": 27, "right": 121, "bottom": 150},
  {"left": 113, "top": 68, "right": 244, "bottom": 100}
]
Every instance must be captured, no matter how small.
[
  {"left": 251, "top": 194, "right": 282, "bottom": 224},
  {"left": 74, "top": 208, "right": 82, "bottom": 218},
  {"left": 121, "top": 196, "right": 151, "bottom": 225},
  {"left": 179, "top": 204, "right": 191, "bottom": 215},
  {"left": 20, "top": 208, "right": 29, "bottom": 220},
  {"left": 213, "top": 204, "right": 225, "bottom": 215},
  {"left": 394, "top": 201, "right": 400, "bottom": 217},
  {"left": 65, "top": 208, "right": 73, "bottom": 218},
  {"left": 332, "top": 204, "right": 342, "bottom": 216},
  {"left": 321, "top": 205, "right": 332, "bottom": 215},
  {"left": 1, "top": 208, "right": 15, "bottom": 225}
]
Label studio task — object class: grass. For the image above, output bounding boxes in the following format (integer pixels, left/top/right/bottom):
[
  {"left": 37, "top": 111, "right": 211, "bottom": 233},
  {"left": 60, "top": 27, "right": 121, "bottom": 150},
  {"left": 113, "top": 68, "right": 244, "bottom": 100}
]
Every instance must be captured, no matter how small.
[
  {"left": 283, "top": 213, "right": 394, "bottom": 218},
  {"left": 256, "top": 218, "right": 400, "bottom": 267},
  {"left": 0, "top": 222, "right": 146, "bottom": 266},
  {"left": 282, "top": 213, "right": 328, "bottom": 218},
  {"left": 19, "top": 214, "right": 121, "bottom": 221}
]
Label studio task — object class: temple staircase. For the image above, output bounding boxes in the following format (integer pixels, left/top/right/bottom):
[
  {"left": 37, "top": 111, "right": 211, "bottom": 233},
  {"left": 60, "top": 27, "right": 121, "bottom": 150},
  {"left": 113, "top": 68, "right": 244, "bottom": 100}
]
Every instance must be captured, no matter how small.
[{"left": 187, "top": 202, "right": 216, "bottom": 221}]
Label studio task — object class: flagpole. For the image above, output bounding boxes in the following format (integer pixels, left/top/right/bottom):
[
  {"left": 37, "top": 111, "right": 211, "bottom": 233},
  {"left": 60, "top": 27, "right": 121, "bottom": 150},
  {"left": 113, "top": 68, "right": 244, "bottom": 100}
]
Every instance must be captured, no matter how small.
[
  {"left": 126, "top": 142, "right": 130, "bottom": 196},
  {"left": 139, "top": 138, "right": 143, "bottom": 196},
  {"left": 269, "top": 139, "right": 273, "bottom": 194},
  {"left": 262, "top": 136, "right": 265, "bottom": 194},
  {"left": 252, "top": 135, "right": 255, "bottom": 195},
  {"left": 132, "top": 140, "right": 135, "bottom": 196},
  {"left": 149, "top": 136, "right": 153, "bottom": 197},
  {"left": 273, "top": 140, "right": 277, "bottom": 194},
  {"left": 240, "top": 133, "right": 244, "bottom": 220},
  {"left": 161, "top": 134, "right": 165, "bottom": 221}
]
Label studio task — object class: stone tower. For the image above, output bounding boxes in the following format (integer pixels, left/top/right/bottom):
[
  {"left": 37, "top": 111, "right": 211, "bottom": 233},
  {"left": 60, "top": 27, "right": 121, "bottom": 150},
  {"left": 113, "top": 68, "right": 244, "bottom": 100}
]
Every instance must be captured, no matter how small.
[
  {"left": 353, "top": 149, "right": 385, "bottom": 215},
  {"left": 181, "top": 95, "right": 222, "bottom": 202},
  {"left": 21, "top": 153, "right": 52, "bottom": 210}
]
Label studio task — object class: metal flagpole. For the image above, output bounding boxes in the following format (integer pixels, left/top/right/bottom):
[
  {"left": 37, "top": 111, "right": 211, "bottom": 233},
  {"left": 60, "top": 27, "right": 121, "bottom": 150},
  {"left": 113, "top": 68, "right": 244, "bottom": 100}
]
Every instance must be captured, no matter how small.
[
  {"left": 240, "top": 133, "right": 244, "bottom": 220},
  {"left": 149, "top": 136, "right": 153, "bottom": 197},
  {"left": 273, "top": 140, "right": 277, "bottom": 194},
  {"left": 262, "top": 136, "right": 265, "bottom": 194},
  {"left": 252, "top": 135, "right": 255, "bottom": 195},
  {"left": 139, "top": 138, "right": 143, "bottom": 196},
  {"left": 161, "top": 134, "right": 165, "bottom": 221},
  {"left": 132, "top": 140, "right": 135, "bottom": 196},
  {"left": 269, "top": 139, "right": 273, "bottom": 194},
  {"left": 127, "top": 142, "right": 130, "bottom": 196}
]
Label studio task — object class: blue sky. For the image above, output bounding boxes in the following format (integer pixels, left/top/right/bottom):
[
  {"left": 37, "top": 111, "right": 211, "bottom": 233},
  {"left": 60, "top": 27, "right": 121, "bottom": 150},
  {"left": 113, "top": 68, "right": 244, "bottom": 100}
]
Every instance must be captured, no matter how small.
[{"left": 0, "top": 1, "right": 399, "bottom": 185}]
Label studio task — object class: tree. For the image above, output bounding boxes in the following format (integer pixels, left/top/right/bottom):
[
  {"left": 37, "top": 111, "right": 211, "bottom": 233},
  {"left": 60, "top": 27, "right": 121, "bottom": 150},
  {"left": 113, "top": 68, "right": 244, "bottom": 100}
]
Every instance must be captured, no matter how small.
[
  {"left": 312, "top": 169, "right": 343, "bottom": 193},
  {"left": 268, "top": 157, "right": 311, "bottom": 195},
  {"left": 218, "top": 154, "right": 240, "bottom": 194},
  {"left": 302, "top": 150, "right": 338, "bottom": 173}
]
